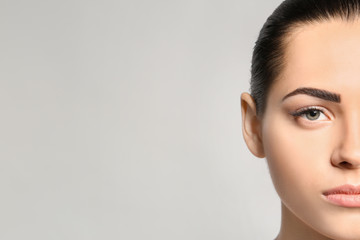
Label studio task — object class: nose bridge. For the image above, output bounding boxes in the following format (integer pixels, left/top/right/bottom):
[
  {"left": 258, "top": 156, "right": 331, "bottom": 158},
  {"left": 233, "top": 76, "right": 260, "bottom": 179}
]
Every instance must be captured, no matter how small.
[{"left": 344, "top": 109, "right": 360, "bottom": 144}]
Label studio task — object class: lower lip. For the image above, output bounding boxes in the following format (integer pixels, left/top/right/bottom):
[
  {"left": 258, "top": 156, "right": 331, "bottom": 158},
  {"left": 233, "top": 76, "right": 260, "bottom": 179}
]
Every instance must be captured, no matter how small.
[{"left": 323, "top": 194, "right": 360, "bottom": 207}]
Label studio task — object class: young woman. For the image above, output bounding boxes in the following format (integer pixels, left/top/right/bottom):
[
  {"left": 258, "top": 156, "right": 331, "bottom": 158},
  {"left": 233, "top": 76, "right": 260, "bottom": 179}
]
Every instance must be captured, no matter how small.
[{"left": 241, "top": 0, "right": 360, "bottom": 239}]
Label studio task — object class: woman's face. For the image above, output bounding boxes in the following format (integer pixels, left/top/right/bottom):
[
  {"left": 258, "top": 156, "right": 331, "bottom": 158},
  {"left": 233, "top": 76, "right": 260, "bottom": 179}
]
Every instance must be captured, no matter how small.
[{"left": 257, "top": 20, "right": 360, "bottom": 239}]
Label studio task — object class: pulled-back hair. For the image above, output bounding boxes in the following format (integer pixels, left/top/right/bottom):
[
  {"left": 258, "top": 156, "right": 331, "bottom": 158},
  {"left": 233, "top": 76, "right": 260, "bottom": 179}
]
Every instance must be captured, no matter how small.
[{"left": 251, "top": 0, "right": 360, "bottom": 117}]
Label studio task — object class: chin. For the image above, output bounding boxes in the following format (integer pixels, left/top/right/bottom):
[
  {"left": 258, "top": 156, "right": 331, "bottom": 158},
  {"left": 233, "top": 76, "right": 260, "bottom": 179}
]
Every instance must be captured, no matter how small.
[{"left": 307, "top": 210, "right": 360, "bottom": 240}]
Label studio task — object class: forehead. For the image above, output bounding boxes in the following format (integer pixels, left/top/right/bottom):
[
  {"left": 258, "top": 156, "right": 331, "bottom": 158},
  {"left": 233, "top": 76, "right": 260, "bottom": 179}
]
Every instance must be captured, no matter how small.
[{"left": 272, "top": 19, "right": 360, "bottom": 97}]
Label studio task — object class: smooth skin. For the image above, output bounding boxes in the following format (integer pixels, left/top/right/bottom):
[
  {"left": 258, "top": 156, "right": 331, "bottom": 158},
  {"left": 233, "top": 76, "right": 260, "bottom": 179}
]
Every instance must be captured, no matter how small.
[{"left": 242, "top": 19, "right": 360, "bottom": 240}]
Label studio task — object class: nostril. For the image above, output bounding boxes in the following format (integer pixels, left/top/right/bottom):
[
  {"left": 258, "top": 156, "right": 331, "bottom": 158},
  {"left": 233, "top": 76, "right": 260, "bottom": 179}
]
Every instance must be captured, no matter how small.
[
  {"left": 339, "top": 161, "right": 351, "bottom": 168},
  {"left": 338, "top": 161, "right": 360, "bottom": 169}
]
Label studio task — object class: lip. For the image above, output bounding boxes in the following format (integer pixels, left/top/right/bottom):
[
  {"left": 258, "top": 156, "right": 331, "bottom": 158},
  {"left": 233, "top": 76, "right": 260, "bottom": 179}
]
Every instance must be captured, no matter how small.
[{"left": 322, "top": 184, "right": 360, "bottom": 207}]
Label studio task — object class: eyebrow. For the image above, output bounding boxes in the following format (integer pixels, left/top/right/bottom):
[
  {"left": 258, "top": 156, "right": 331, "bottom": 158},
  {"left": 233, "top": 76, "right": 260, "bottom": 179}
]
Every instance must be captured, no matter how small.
[{"left": 282, "top": 87, "right": 341, "bottom": 103}]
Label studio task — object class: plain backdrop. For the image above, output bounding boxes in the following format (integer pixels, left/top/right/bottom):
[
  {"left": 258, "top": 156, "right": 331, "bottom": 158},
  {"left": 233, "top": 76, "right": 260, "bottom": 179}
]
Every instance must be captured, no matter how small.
[{"left": 1, "top": 0, "right": 284, "bottom": 239}]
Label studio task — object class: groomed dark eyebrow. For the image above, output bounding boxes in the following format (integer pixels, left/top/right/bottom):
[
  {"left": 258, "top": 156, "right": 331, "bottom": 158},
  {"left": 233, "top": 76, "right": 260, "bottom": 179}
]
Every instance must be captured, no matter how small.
[{"left": 282, "top": 87, "right": 341, "bottom": 103}]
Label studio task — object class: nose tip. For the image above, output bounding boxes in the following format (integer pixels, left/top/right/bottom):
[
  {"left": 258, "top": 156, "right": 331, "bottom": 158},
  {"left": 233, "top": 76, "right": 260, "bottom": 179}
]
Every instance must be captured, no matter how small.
[{"left": 331, "top": 144, "right": 360, "bottom": 169}]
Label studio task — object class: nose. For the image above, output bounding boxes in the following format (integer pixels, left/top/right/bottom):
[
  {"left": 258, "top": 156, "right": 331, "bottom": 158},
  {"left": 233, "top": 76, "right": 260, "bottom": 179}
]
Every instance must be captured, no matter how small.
[{"left": 331, "top": 115, "right": 360, "bottom": 169}]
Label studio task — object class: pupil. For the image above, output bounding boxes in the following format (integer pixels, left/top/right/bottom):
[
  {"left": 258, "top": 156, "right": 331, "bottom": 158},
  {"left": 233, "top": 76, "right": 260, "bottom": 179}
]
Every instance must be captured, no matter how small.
[
  {"left": 309, "top": 110, "right": 317, "bottom": 117},
  {"left": 307, "top": 110, "right": 319, "bottom": 120}
]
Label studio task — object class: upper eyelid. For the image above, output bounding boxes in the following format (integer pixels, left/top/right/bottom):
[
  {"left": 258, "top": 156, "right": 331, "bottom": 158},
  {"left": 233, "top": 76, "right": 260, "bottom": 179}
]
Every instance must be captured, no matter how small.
[
  {"left": 290, "top": 106, "right": 322, "bottom": 113},
  {"left": 294, "top": 106, "right": 324, "bottom": 113},
  {"left": 290, "top": 106, "right": 332, "bottom": 119}
]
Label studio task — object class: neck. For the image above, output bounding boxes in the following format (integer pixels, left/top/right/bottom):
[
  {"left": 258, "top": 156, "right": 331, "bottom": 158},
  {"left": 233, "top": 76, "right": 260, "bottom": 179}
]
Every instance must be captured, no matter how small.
[{"left": 275, "top": 203, "right": 332, "bottom": 240}]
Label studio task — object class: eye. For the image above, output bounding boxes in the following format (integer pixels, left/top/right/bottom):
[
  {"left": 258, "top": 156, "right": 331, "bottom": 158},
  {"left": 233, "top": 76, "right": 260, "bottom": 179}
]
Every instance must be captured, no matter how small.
[{"left": 290, "top": 107, "right": 329, "bottom": 121}]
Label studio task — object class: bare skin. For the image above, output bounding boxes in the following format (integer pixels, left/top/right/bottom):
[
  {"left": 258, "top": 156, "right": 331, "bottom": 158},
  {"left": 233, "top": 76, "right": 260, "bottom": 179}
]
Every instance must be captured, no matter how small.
[{"left": 242, "top": 19, "right": 360, "bottom": 240}]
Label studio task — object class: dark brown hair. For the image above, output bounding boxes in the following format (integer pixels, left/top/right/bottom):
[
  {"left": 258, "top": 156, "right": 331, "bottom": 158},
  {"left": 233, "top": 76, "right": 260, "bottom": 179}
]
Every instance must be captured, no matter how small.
[{"left": 251, "top": 0, "right": 360, "bottom": 117}]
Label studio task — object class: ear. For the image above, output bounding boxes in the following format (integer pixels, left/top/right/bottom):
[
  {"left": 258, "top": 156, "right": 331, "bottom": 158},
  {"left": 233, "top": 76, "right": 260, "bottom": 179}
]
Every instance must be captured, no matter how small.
[{"left": 240, "top": 92, "right": 265, "bottom": 158}]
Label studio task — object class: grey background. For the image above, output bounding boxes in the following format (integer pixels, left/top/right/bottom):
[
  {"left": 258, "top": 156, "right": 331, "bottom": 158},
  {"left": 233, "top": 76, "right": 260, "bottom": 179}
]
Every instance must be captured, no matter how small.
[{"left": 1, "top": 0, "right": 283, "bottom": 239}]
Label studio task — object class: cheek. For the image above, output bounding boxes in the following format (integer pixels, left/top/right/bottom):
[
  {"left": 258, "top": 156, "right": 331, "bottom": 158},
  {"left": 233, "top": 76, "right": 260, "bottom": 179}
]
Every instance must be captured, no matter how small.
[
  {"left": 261, "top": 116, "right": 360, "bottom": 238},
  {"left": 262, "top": 116, "right": 334, "bottom": 199}
]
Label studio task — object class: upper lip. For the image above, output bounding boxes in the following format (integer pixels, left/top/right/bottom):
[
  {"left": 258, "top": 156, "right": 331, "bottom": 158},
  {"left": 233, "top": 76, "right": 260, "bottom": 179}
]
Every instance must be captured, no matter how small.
[{"left": 323, "top": 184, "right": 360, "bottom": 196}]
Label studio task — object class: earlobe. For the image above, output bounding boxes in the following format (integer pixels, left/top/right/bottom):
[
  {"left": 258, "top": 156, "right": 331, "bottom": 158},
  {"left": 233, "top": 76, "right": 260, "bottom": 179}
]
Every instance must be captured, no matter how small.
[{"left": 240, "top": 93, "right": 265, "bottom": 158}]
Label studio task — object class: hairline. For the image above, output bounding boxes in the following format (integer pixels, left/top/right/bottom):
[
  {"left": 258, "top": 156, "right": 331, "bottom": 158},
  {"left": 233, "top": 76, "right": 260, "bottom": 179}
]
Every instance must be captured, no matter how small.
[{"left": 260, "top": 17, "right": 360, "bottom": 118}]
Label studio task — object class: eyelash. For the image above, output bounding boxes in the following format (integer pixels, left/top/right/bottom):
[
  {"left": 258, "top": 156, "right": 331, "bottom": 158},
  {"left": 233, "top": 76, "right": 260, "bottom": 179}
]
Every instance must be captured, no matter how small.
[{"left": 289, "top": 106, "right": 327, "bottom": 120}]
